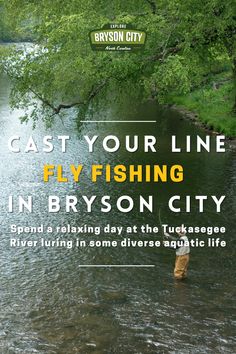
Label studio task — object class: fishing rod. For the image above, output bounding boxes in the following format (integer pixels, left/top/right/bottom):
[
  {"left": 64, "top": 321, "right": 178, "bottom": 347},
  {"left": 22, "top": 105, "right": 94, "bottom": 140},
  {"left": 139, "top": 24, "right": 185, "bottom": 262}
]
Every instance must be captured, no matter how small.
[{"left": 158, "top": 208, "right": 165, "bottom": 241}]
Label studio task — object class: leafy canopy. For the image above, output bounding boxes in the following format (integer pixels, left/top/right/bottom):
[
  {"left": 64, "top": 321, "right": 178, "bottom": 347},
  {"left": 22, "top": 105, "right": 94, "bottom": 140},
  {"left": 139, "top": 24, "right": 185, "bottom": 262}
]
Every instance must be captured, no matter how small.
[{"left": 0, "top": 0, "right": 235, "bottom": 126}]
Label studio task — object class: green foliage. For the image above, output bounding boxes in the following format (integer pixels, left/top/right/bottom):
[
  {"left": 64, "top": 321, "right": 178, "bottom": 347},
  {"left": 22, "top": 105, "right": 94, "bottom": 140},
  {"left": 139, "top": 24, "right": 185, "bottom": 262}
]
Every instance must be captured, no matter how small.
[
  {"left": 145, "top": 55, "right": 192, "bottom": 103},
  {"left": 0, "top": 0, "right": 11, "bottom": 41},
  {"left": 168, "top": 73, "right": 236, "bottom": 136},
  {"left": 0, "top": 0, "right": 235, "bottom": 126},
  {"left": 0, "top": 0, "right": 30, "bottom": 41}
]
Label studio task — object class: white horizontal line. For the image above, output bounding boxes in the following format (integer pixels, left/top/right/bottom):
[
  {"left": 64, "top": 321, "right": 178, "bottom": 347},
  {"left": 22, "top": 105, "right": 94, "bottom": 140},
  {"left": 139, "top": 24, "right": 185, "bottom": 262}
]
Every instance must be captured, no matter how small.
[
  {"left": 81, "top": 120, "right": 156, "bottom": 123},
  {"left": 78, "top": 265, "right": 155, "bottom": 268}
]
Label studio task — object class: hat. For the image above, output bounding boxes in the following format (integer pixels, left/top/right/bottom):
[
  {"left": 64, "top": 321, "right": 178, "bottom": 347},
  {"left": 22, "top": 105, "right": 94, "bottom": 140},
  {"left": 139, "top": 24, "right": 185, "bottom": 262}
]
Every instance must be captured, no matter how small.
[{"left": 177, "top": 224, "right": 186, "bottom": 236}]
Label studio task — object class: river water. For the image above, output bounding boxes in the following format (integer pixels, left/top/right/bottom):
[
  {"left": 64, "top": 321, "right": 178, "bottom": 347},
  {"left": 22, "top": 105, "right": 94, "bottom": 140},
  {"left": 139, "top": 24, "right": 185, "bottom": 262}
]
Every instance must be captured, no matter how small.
[{"left": 0, "top": 71, "right": 235, "bottom": 354}]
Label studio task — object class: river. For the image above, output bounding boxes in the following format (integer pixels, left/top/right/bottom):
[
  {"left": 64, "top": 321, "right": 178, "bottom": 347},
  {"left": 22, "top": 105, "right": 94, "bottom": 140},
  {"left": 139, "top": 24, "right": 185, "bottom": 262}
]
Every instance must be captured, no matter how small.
[{"left": 0, "top": 71, "right": 235, "bottom": 353}]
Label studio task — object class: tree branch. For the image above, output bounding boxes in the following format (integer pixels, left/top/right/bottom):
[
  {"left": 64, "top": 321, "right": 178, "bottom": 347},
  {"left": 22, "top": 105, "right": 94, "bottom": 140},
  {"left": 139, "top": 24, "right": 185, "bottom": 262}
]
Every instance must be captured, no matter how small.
[
  {"left": 53, "top": 101, "right": 85, "bottom": 114},
  {"left": 28, "top": 87, "right": 58, "bottom": 111},
  {"left": 87, "top": 80, "right": 108, "bottom": 102},
  {"left": 145, "top": 0, "right": 157, "bottom": 14},
  {"left": 29, "top": 79, "right": 108, "bottom": 116},
  {"left": 146, "top": 45, "right": 181, "bottom": 62}
]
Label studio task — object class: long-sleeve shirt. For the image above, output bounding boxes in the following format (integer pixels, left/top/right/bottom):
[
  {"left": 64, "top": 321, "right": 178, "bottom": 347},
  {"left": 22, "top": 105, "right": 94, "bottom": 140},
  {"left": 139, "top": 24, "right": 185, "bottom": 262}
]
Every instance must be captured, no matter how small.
[
  {"left": 164, "top": 233, "right": 190, "bottom": 256},
  {"left": 176, "top": 235, "right": 190, "bottom": 256}
]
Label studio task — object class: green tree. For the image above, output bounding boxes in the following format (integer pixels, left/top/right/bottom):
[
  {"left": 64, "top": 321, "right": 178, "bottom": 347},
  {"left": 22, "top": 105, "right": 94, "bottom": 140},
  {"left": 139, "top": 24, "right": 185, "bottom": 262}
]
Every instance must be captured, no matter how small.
[
  {"left": 1, "top": 0, "right": 235, "bottom": 125},
  {"left": 0, "top": 0, "right": 31, "bottom": 42},
  {"left": 0, "top": 0, "right": 11, "bottom": 41}
]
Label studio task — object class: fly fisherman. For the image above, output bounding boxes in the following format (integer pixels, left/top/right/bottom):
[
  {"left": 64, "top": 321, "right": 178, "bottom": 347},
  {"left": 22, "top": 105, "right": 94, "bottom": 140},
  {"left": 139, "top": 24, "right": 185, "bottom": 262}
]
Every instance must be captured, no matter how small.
[{"left": 164, "top": 225, "right": 190, "bottom": 280}]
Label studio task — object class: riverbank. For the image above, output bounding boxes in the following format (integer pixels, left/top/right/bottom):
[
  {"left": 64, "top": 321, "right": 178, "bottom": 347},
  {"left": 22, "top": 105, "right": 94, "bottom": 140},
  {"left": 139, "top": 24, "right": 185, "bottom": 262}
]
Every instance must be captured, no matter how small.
[{"left": 166, "top": 71, "right": 236, "bottom": 138}]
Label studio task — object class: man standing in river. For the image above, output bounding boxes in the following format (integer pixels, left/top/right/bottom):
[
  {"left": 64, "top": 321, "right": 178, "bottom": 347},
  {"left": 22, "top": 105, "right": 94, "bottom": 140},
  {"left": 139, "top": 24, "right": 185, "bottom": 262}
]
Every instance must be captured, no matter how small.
[{"left": 164, "top": 225, "right": 190, "bottom": 280}]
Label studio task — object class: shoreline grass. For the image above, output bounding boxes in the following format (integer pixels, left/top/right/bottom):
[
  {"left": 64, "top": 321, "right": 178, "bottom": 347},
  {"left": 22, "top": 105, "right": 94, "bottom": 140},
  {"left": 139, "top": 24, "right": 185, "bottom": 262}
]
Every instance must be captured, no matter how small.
[{"left": 167, "top": 71, "right": 236, "bottom": 137}]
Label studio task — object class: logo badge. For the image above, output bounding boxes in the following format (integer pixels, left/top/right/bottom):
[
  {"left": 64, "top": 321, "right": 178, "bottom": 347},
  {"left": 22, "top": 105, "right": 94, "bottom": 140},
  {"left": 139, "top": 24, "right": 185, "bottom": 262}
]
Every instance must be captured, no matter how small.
[{"left": 89, "top": 24, "right": 146, "bottom": 52}]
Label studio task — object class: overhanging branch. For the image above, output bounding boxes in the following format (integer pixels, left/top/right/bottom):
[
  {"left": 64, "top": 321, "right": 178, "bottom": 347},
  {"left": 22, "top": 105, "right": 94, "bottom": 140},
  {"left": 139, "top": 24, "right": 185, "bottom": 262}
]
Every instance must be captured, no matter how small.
[{"left": 29, "top": 80, "right": 108, "bottom": 116}]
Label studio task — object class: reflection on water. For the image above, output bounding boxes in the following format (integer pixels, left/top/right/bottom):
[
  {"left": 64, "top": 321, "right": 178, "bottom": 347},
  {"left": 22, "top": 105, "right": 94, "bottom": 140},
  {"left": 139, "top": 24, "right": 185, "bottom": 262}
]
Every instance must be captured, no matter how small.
[{"left": 0, "top": 72, "right": 235, "bottom": 353}]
